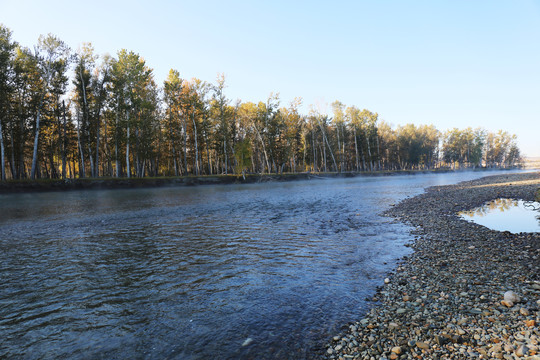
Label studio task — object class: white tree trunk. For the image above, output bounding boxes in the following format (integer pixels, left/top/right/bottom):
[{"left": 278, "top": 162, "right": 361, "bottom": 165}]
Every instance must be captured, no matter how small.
[
  {"left": 192, "top": 110, "right": 199, "bottom": 175},
  {"left": 253, "top": 124, "right": 270, "bottom": 173},
  {"left": 30, "top": 59, "right": 52, "bottom": 179},
  {"left": 87, "top": 144, "right": 94, "bottom": 178},
  {"left": 62, "top": 101, "right": 67, "bottom": 179},
  {"left": 336, "top": 124, "right": 341, "bottom": 172},
  {"left": 0, "top": 116, "right": 5, "bottom": 180},
  {"left": 376, "top": 134, "right": 381, "bottom": 170},
  {"left": 181, "top": 114, "right": 188, "bottom": 174},
  {"left": 95, "top": 113, "right": 101, "bottom": 177},
  {"left": 342, "top": 125, "right": 346, "bottom": 171},
  {"left": 77, "top": 112, "right": 86, "bottom": 178},
  {"left": 204, "top": 131, "right": 212, "bottom": 175},
  {"left": 30, "top": 107, "right": 43, "bottom": 179},
  {"left": 366, "top": 133, "right": 373, "bottom": 171},
  {"left": 311, "top": 127, "right": 316, "bottom": 172},
  {"left": 79, "top": 66, "right": 91, "bottom": 176},
  {"left": 10, "top": 124, "right": 16, "bottom": 178},
  {"left": 316, "top": 117, "right": 337, "bottom": 172},
  {"left": 168, "top": 110, "right": 178, "bottom": 176},
  {"left": 223, "top": 138, "right": 228, "bottom": 174},
  {"left": 115, "top": 106, "right": 119, "bottom": 177},
  {"left": 126, "top": 111, "right": 130, "bottom": 178}
]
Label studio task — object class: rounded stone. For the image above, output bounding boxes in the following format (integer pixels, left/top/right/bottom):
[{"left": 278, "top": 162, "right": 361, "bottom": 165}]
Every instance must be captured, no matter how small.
[
  {"left": 515, "top": 345, "right": 529, "bottom": 357},
  {"left": 503, "top": 291, "right": 520, "bottom": 303},
  {"left": 519, "top": 308, "right": 530, "bottom": 316}
]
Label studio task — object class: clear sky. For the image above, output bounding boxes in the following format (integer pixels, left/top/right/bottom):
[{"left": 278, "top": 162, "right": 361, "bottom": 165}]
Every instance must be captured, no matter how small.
[{"left": 2, "top": 0, "right": 539, "bottom": 156}]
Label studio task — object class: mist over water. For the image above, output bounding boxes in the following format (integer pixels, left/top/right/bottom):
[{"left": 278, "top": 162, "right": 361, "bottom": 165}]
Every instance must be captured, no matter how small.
[{"left": 0, "top": 171, "right": 521, "bottom": 359}]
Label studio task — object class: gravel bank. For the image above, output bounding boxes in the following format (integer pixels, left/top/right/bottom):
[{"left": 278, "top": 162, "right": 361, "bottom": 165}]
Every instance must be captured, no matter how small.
[{"left": 325, "top": 172, "right": 540, "bottom": 360}]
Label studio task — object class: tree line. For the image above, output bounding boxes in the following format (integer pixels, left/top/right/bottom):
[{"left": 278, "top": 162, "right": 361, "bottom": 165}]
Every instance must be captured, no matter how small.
[{"left": 0, "top": 25, "right": 522, "bottom": 180}]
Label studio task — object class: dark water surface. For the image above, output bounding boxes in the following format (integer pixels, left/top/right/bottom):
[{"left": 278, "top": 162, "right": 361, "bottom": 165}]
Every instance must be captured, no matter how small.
[{"left": 0, "top": 171, "right": 518, "bottom": 359}]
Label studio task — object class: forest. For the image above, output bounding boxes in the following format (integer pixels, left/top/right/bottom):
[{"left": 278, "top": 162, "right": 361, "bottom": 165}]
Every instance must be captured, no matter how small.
[{"left": 0, "top": 25, "right": 522, "bottom": 180}]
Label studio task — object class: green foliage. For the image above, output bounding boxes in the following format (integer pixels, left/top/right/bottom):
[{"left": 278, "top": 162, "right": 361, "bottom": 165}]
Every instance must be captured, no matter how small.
[
  {"left": 0, "top": 24, "right": 525, "bottom": 180},
  {"left": 234, "top": 139, "right": 252, "bottom": 174}
]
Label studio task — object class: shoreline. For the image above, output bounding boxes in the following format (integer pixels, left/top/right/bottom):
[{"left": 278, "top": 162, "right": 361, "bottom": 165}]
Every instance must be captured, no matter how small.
[
  {"left": 325, "top": 172, "right": 540, "bottom": 359},
  {"left": 0, "top": 168, "right": 526, "bottom": 194}
]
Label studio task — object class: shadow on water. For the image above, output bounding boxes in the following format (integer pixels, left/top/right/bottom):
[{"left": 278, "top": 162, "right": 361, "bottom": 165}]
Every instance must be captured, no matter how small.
[{"left": 0, "top": 170, "right": 527, "bottom": 359}]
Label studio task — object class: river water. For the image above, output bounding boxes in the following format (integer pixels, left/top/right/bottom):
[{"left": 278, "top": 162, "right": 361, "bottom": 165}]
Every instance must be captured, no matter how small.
[{"left": 0, "top": 171, "right": 517, "bottom": 359}]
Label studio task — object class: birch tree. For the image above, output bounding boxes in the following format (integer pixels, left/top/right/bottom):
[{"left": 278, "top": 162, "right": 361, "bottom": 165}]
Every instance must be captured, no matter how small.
[
  {"left": 163, "top": 69, "right": 183, "bottom": 176},
  {"left": 0, "top": 25, "right": 16, "bottom": 180},
  {"left": 30, "top": 34, "right": 69, "bottom": 179},
  {"left": 91, "top": 54, "right": 112, "bottom": 177},
  {"left": 110, "top": 49, "right": 154, "bottom": 178},
  {"left": 191, "top": 78, "right": 211, "bottom": 175},
  {"left": 212, "top": 74, "right": 231, "bottom": 174},
  {"left": 331, "top": 100, "right": 346, "bottom": 172}
]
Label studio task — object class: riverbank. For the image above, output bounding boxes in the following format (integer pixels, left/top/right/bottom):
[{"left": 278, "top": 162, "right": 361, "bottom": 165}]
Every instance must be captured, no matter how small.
[
  {"left": 325, "top": 172, "right": 540, "bottom": 359},
  {"left": 0, "top": 168, "right": 520, "bottom": 193},
  {"left": 524, "top": 157, "right": 540, "bottom": 170}
]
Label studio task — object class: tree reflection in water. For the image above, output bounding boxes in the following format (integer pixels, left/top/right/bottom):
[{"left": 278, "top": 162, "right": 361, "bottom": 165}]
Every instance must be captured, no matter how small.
[{"left": 459, "top": 198, "right": 540, "bottom": 232}]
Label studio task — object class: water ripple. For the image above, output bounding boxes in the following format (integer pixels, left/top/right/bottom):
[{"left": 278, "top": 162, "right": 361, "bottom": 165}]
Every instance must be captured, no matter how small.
[{"left": 0, "top": 171, "right": 517, "bottom": 359}]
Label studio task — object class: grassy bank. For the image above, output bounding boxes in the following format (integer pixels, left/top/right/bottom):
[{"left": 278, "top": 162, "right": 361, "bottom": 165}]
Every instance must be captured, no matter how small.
[{"left": 0, "top": 167, "right": 521, "bottom": 194}]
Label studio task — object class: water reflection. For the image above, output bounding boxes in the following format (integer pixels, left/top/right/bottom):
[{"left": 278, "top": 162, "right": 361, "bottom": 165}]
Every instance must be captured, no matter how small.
[
  {"left": 459, "top": 198, "right": 540, "bottom": 233},
  {"left": 0, "top": 170, "right": 528, "bottom": 359}
]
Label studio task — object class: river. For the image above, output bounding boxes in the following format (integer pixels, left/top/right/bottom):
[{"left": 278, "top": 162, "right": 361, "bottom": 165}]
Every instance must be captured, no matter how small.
[{"left": 0, "top": 170, "right": 517, "bottom": 359}]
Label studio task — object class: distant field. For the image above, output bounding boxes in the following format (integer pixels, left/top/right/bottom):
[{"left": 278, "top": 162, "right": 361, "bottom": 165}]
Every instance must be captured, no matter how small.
[{"left": 524, "top": 157, "right": 540, "bottom": 169}]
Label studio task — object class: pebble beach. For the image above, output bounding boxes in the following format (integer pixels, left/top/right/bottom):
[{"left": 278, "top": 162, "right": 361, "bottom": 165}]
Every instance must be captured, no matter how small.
[{"left": 325, "top": 171, "right": 540, "bottom": 360}]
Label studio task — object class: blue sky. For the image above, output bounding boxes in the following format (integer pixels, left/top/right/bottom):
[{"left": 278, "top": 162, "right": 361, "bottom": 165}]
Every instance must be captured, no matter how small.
[{"left": 2, "top": 0, "right": 539, "bottom": 156}]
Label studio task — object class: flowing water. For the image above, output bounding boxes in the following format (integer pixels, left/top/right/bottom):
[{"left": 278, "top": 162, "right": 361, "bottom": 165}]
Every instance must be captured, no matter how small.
[{"left": 0, "top": 171, "right": 520, "bottom": 359}]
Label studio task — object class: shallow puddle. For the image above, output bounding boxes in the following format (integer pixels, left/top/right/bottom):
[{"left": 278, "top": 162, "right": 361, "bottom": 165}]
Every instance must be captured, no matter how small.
[{"left": 459, "top": 198, "right": 540, "bottom": 233}]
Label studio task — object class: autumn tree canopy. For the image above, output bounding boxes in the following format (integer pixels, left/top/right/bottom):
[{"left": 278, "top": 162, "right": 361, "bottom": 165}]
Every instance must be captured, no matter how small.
[{"left": 0, "top": 25, "right": 523, "bottom": 180}]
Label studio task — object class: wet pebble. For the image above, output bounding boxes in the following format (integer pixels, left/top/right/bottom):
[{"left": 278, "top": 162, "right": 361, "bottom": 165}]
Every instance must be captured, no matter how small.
[{"left": 323, "top": 172, "right": 540, "bottom": 360}]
